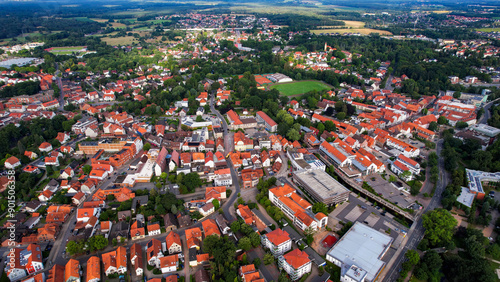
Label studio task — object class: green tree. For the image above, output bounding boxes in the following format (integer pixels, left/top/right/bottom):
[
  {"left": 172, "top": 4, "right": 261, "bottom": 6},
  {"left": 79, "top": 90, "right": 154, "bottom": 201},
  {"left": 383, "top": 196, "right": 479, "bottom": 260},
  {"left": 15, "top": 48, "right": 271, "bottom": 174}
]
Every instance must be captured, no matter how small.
[
  {"left": 238, "top": 237, "right": 252, "bottom": 251},
  {"left": 264, "top": 253, "right": 274, "bottom": 265},
  {"left": 428, "top": 121, "right": 438, "bottom": 132},
  {"left": 212, "top": 199, "right": 220, "bottom": 210},
  {"left": 249, "top": 232, "right": 261, "bottom": 248},
  {"left": 230, "top": 220, "right": 241, "bottom": 233},
  {"left": 405, "top": 250, "right": 420, "bottom": 266},
  {"left": 286, "top": 128, "right": 300, "bottom": 141},
  {"left": 438, "top": 116, "right": 448, "bottom": 125},
  {"left": 143, "top": 143, "right": 152, "bottom": 151},
  {"left": 401, "top": 170, "right": 412, "bottom": 180},
  {"left": 312, "top": 202, "right": 328, "bottom": 214},
  {"left": 66, "top": 240, "right": 83, "bottom": 255},
  {"left": 253, "top": 258, "right": 261, "bottom": 267},
  {"left": 337, "top": 112, "right": 346, "bottom": 120},
  {"left": 82, "top": 165, "right": 92, "bottom": 174},
  {"left": 171, "top": 204, "right": 178, "bottom": 214},
  {"left": 196, "top": 115, "right": 203, "bottom": 122},
  {"left": 422, "top": 208, "right": 458, "bottom": 246},
  {"left": 88, "top": 235, "right": 108, "bottom": 251}
]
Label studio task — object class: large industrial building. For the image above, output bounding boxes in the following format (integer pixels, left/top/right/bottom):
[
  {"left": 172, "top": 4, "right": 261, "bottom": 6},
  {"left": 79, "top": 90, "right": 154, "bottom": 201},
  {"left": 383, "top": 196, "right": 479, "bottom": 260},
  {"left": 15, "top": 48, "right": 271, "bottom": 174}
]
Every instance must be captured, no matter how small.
[
  {"left": 326, "top": 222, "right": 393, "bottom": 282},
  {"left": 292, "top": 169, "right": 350, "bottom": 206}
]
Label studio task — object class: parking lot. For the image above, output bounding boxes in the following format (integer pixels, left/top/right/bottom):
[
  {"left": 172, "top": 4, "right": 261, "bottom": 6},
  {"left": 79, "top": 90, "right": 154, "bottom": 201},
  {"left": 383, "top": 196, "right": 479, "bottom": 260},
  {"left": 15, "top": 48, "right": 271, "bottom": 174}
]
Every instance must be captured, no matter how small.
[{"left": 365, "top": 174, "right": 415, "bottom": 209}]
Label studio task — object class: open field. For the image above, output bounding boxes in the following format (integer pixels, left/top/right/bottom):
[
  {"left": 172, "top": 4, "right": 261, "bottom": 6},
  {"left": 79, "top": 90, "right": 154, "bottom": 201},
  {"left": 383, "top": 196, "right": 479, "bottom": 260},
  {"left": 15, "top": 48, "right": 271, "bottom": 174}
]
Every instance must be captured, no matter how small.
[
  {"left": 73, "top": 17, "right": 96, "bottom": 22},
  {"left": 318, "top": 20, "right": 365, "bottom": 29},
  {"left": 110, "top": 22, "right": 127, "bottom": 29},
  {"left": 271, "top": 80, "right": 331, "bottom": 96},
  {"left": 101, "top": 36, "right": 138, "bottom": 45},
  {"left": 311, "top": 28, "right": 392, "bottom": 35},
  {"left": 476, "top": 27, "right": 500, "bottom": 32},
  {"left": 90, "top": 18, "right": 109, "bottom": 23},
  {"left": 144, "top": 19, "right": 172, "bottom": 24},
  {"left": 48, "top": 46, "right": 85, "bottom": 51}
]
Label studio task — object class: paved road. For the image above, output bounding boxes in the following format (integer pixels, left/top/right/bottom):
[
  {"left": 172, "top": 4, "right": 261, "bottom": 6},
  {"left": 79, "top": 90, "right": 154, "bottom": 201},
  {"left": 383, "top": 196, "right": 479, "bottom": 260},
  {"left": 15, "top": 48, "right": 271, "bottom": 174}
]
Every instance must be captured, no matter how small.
[
  {"left": 479, "top": 97, "right": 500, "bottom": 124},
  {"left": 382, "top": 139, "right": 448, "bottom": 281},
  {"left": 209, "top": 93, "right": 240, "bottom": 221}
]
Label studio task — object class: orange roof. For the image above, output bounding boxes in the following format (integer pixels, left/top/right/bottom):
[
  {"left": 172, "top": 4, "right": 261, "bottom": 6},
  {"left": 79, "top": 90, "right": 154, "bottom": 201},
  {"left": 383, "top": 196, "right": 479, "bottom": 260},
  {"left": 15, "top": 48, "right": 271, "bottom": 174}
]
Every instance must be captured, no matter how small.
[
  {"left": 102, "top": 246, "right": 127, "bottom": 273},
  {"left": 46, "top": 264, "right": 65, "bottom": 282},
  {"left": 202, "top": 219, "right": 221, "bottom": 237},
  {"left": 192, "top": 152, "right": 205, "bottom": 161},
  {"left": 77, "top": 208, "right": 96, "bottom": 219},
  {"left": 320, "top": 141, "right": 347, "bottom": 163},
  {"left": 39, "top": 142, "right": 52, "bottom": 149},
  {"left": 147, "top": 223, "right": 160, "bottom": 232},
  {"left": 197, "top": 253, "right": 210, "bottom": 263},
  {"left": 241, "top": 264, "right": 256, "bottom": 273},
  {"left": 86, "top": 256, "right": 100, "bottom": 282},
  {"left": 159, "top": 254, "right": 178, "bottom": 268},
  {"left": 147, "top": 238, "right": 163, "bottom": 261},
  {"left": 64, "top": 259, "right": 80, "bottom": 282},
  {"left": 265, "top": 228, "right": 290, "bottom": 246},
  {"left": 283, "top": 249, "right": 310, "bottom": 269},
  {"left": 101, "top": 221, "right": 111, "bottom": 231},
  {"left": 166, "top": 231, "right": 181, "bottom": 249}
]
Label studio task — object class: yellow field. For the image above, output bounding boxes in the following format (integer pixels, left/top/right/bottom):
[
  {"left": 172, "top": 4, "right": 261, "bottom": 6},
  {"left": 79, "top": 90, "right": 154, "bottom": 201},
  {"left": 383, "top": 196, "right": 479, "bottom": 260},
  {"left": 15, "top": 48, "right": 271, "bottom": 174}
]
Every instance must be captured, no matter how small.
[
  {"left": 311, "top": 28, "right": 392, "bottom": 35},
  {"left": 343, "top": 20, "right": 365, "bottom": 28},
  {"left": 432, "top": 10, "right": 452, "bottom": 14},
  {"left": 90, "top": 18, "right": 108, "bottom": 23},
  {"left": 102, "top": 36, "right": 137, "bottom": 45},
  {"left": 110, "top": 22, "right": 127, "bottom": 29}
]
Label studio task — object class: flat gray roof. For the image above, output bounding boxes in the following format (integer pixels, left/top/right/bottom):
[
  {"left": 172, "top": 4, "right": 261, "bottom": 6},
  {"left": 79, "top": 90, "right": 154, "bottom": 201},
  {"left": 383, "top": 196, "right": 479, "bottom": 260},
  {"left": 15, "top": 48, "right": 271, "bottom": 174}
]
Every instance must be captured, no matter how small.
[
  {"left": 457, "top": 187, "right": 475, "bottom": 208},
  {"left": 326, "top": 222, "right": 393, "bottom": 282},
  {"left": 294, "top": 169, "right": 349, "bottom": 202}
]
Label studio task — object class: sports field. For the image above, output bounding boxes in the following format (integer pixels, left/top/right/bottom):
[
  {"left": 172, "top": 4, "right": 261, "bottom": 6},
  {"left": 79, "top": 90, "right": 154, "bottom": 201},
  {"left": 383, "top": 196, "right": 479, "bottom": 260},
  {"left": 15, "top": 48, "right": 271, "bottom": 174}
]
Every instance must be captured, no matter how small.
[
  {"left": 476, "top": 27, "right": 500, "bottom": 32},
  {"left": 271, "top": 81, "right": 331, "bottom": 96}
]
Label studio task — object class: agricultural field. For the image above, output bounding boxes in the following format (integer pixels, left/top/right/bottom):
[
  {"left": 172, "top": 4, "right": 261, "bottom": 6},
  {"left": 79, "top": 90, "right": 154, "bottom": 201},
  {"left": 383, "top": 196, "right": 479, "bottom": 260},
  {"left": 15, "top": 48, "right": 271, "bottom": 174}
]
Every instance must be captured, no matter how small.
[
  {"left": 73, "top": 17, "right": 96, "bottom": 22},
  {"left": 312, "top": 20, "right": 391, "bottom": 35},
  {"left": 271, "top": 80, "right": 331, "bottom": 96},
  {"left": 101, "top": 36, "right": 138, "bottom": 45}
]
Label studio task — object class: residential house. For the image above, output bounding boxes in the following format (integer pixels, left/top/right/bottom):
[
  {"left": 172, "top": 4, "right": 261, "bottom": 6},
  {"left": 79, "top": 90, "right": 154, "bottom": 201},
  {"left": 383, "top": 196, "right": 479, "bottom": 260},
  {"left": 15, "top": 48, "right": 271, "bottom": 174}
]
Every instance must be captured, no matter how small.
[
  {"left": 147, "top": 238, "right": 164, "bottom": 267},
  {"left": 102, "top": 246, "right": 127, "bottom": 276},
  {"left": 130, "top": 243, "right": 144, "bottom": 277},
  {"left": 166, "top": 231, "right": 182, "bottom": 254}
]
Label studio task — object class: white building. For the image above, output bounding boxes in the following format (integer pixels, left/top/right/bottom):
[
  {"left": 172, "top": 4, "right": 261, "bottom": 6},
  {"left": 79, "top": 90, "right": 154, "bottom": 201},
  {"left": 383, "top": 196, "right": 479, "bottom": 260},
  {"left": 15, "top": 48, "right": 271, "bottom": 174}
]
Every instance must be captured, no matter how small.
[
  {"left": 278, "top": 249, "right": 312, "bottom": 280},
  {"left": 261, "top": 228, "right": 292, "bottom": 257},
  {"left": 326, "top": 222, "right": 393, "bottom": 282}
]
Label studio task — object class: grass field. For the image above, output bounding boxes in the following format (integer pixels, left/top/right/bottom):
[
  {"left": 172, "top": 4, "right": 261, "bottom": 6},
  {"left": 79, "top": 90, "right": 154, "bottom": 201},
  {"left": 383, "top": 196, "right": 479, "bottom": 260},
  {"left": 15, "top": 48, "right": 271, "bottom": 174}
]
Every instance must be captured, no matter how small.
[
  {"left": 74, "top": 17, "right": 96, "bottom": 22},
  {"left": 145, "top": 19, "right": 172, "bottom": 24},
  {"left": 476, "top": 27, "right": 500, "bottom": 32},
  {"left": 311, "top": 28, "right": 392, "bottom": 35},
  {"left": 271, "top": 81, "right": 331, "bottom": 96},
  {"left": 49, "top": 46, "right": 85, "bottom": 51},
  {"left": 102, "top": 36, "right": 137, "bottom": 45},
  {"left": 90, "top": 18, "right": 109, "bottom": 23},
  {"left": 110, "top": 22, "right": 127, "bottom": 29}
]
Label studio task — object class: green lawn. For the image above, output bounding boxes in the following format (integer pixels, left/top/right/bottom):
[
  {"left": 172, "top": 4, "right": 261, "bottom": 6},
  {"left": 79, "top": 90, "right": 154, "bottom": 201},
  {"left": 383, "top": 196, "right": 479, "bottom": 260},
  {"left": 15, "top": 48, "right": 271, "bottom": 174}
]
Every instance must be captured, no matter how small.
[
  {"left": 145, "top": 19, "right": 172, "bottom": 24},
  {"left": 271, "top": 80, "right": 331, "bottom": 96},
  {"left": 476, "top": 27, "right": 500, "bottom": 32},
  {"left": 73, "top": 17, "right": 96, "bottom": 22}
]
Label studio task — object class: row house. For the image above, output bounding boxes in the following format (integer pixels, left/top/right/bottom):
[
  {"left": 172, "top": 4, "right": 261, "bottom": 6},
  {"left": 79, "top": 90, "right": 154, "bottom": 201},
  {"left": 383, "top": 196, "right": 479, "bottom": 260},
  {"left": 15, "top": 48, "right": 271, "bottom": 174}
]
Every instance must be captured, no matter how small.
[{"left": 269, "top": 184, "right": 327, "bottom": 232}]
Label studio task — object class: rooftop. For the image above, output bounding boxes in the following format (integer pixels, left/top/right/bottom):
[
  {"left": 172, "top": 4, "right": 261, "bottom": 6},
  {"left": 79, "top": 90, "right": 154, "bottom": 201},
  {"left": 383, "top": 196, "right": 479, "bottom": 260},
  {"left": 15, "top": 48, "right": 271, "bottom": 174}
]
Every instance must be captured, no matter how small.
[
  {"left": 326, "top": 222, "right": 393, "bottom": 282},
  {"left": 293, "top": 170, "right": 349, "bottom": 203}
]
